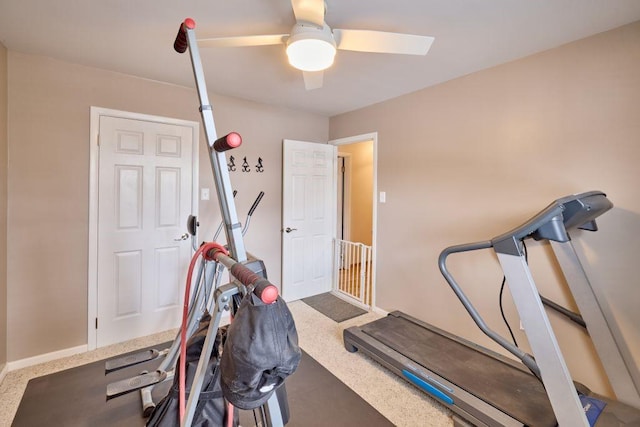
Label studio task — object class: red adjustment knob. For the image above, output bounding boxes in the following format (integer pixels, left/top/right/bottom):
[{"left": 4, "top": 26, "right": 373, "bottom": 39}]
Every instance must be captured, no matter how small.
[
  {"left": 260, "top": 285, "right": 279, "bottom": 304},
  {"left": 184, "top": 18, "right": 196, "bottom": 29}
]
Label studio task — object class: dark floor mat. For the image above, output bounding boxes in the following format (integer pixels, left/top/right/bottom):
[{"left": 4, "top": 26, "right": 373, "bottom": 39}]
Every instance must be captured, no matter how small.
[
  {"left": 13, "top": 343, "right": 391, "bottom": 426},
  {"left": 302, "top": 292, "right": 367, "bottom": 322}
]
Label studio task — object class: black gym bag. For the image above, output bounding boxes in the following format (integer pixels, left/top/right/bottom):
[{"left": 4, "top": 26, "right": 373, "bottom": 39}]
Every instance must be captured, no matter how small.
[{"left": 220, "top": 292, "right": 301, "bottom": 410}]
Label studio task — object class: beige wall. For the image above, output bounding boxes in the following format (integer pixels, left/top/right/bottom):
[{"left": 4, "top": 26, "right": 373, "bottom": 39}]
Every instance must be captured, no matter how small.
[
  {"left": 339, "top": 140, "right": 373, "bottom": 246},
  {"left": 6, "top": 51, "right": 328, "bottom": 361},
  {"left": 330, "top": 21, "right": 640, "bottom": 398},
  {"left": 0, "top": 42, "right": 7, "bottom": 369}
]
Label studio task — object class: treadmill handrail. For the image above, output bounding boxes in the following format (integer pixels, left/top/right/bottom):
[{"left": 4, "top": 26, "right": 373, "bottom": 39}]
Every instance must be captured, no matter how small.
[
  {"left": 492, "top": 191, "right": 612, "bottom": 256},
  {"left": 558, "top": 191, "right": 613, "bottom": 231},
  {"left": 438, "top": 241, "right": 541, "bottom": 378},
  {"left": 437, "top": 191, "right": 612, "bottom": 381}
]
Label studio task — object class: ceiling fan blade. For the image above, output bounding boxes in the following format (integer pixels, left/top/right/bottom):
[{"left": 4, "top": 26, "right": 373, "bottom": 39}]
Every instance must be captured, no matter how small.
[
  {"left": 291, "top": 0, "right": 325, "bottom": 28},
  {"left": 334, "top": 29, "right": 434, "bottom": 55},
  {"left": 198, "top": 34, "right": 288, "bottom": 48},
  {"left": 303, "top": 71, "right": 324, "bottom": 90}
]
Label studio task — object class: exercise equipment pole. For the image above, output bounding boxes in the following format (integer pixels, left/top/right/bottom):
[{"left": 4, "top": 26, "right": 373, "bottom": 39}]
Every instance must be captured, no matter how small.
[
  {"left": 174, "top": 18, "right": 247, "bottom": 262},
  {"left": 173, "top": 19, "right": 290, "bottom": 427}
]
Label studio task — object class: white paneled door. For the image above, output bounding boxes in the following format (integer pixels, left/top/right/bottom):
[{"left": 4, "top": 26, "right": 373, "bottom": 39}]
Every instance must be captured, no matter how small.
[
  {"left": 96, "top": 114, "right": 195, "bottom": 348},
  {"left": 282, "top": 140, "right": 336, "bottom": 301}
]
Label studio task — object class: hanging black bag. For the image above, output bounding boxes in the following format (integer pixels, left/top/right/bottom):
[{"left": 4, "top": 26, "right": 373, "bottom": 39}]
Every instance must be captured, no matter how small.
[
  {"left": 220, "top": 292, "right": 301, "bottom": 410},
  {"left": 146, "top": 312, "right": 238, "bottom": 427}
]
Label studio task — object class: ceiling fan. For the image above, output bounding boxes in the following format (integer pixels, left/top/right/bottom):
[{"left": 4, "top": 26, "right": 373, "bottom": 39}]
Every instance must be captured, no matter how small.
[{"left": 198, "top": 0, "right": 435, "bottom": 90}]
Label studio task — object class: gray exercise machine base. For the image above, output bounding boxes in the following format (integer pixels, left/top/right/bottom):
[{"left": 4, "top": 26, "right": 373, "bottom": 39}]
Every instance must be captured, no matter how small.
[
  {"left": 344, "top": 312, "right": 555, "bottom": 427},
  {"left": 344, "top": 311, "right": 640, "bottom": 426}
]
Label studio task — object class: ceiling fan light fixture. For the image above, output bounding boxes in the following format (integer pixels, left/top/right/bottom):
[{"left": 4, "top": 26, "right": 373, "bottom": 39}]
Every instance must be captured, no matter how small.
[{"left": 286, "top": 24, "right": 336, "bottom": 72}]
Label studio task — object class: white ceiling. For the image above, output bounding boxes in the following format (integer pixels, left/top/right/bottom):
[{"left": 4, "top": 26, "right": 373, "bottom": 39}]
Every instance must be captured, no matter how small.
[{"left": 2, "top": 1, "right": 640, "bottom": 116}]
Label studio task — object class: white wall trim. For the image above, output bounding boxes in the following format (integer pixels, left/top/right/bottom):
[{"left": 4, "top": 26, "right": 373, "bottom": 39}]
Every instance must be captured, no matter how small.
[
  {"left": 330, "top": 132, "right": 378, "bottom": 309},
  {"left": 372, "top": 306, "right": 389, "bottom": 316},
  {"left": 330, "top": 289, "right": 370, "bottom": 311},
  {"left": 88, "top": 107, "right": 199, "bottom": 351},
  {"left": 6, "top": 345, "right": 88, "bottom": 372},
  {"left": 0, "top": 363, "right": 7, "bottom": 384},
  {"left": 336, "top": 152, "right": 352, "bottom": 241}
]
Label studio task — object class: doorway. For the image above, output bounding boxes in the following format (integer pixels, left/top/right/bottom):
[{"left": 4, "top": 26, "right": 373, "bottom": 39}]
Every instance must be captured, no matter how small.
[{"left": 331, "top": 133, "right": 377, "bottom": 308}]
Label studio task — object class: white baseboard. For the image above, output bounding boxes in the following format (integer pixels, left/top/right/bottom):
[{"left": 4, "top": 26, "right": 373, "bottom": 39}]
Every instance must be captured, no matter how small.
[
  {"left": 330, "top": 290, "right": 370, "bottom": 311},
  {"left": 328, "top": 289, "right": 389, "bottom": 316},
  {"left": 372, "top": 305, "right": 389, "bottom": 316},
  {"left": 7, "top": 344, "right": 88, "bottom": 372},
  {"left": 0, "top": 363, "right": 7, "bottom": 384}
]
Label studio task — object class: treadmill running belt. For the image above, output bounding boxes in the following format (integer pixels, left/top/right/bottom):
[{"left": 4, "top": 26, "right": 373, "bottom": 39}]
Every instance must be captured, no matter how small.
[{"left": 361, "top": 314, "right": 557, "bottom": 427}]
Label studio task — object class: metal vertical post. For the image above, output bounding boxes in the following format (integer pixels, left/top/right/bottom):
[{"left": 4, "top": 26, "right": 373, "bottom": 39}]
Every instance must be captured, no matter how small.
[
  {"left": 496, "top": 252, "right": 589, "bottom": 427},
  {"left": 184, "top": 26, "right": 246, "bottom": 262}
]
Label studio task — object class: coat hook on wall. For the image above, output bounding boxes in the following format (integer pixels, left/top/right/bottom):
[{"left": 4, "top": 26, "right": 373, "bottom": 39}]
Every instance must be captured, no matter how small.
[
  {"left": 255, "top": 157, "right": 264, "bottom": 173},
  {"left": 242, "top": 156, "right": 250, "bottom": 173},
  {"left": 228, "top": 155, "right": 236, "bottom": 172}
]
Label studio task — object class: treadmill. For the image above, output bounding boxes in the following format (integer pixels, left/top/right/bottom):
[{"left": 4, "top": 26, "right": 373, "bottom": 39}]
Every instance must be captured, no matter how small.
[{"left": 344, "top": 191, "right": 640, "bottom": 426}]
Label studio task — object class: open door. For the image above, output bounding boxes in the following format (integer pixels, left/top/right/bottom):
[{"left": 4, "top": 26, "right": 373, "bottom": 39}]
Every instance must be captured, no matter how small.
[{"left": 282, "top": 139, "right": 336, "bottom": 301}]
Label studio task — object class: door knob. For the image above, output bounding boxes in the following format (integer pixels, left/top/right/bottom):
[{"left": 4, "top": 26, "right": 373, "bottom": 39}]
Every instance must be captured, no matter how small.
[
  {"left": 284, "top": 227, "right": 298, "bottom": 233},
  {"left": 174, "top": 233, "right": 189, "bottom": 241}
]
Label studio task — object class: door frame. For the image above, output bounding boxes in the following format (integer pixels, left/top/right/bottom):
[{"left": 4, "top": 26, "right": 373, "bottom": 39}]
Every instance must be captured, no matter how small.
[
  {"left": 329, "top": 132, "right": 378, "bottom": 309},
  {"left": 87, "top": 107, "right": 199, "bottom": 351},
  {"left": 336, "top": 153, "right": 352, "bottom": 241}
]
